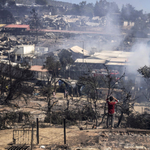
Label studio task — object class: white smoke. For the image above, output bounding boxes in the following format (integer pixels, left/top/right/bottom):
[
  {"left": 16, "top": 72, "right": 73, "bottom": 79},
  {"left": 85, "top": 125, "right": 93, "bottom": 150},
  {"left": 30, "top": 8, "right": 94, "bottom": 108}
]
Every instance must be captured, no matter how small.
[
  {"left": 127, "top": 42, "right": 150, "bottom": 74},
  {"left": 59, "top": 11, "right": 123, "bottom": 53}
]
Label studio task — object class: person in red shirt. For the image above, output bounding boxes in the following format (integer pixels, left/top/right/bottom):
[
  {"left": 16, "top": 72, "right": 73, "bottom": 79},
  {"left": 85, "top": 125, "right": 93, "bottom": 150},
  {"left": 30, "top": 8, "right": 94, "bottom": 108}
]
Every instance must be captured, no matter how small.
[{"left": 106, "top": 96, "right": 119, "bottom": 129}]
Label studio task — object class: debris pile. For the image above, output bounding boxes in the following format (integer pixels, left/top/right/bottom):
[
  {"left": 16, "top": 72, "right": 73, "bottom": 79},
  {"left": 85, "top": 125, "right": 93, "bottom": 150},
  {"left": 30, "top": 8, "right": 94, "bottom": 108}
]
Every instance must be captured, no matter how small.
[{"left": 99, "top": 131, "right": 150, "bottom": 149}]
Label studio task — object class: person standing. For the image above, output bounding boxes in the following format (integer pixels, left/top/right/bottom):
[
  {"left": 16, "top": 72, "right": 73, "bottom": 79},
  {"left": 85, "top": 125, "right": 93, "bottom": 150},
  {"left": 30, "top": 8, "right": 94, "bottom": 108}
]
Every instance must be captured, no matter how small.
[{"left": 106, "top": 96, "right": 119, "bottom": 129}]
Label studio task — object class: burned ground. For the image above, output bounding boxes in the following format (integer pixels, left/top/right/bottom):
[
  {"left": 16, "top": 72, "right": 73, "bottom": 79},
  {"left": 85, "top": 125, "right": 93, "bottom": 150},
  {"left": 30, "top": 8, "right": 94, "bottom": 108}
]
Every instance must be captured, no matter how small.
[{"left": 0, "top": 93, "right": 150, "bottom": 150}]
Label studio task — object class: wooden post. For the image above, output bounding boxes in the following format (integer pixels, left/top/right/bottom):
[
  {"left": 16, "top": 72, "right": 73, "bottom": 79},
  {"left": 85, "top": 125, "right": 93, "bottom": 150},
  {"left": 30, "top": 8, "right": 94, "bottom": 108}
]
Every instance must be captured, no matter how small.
[
  {"left": 31, "top": 124, "right": 34, "bottom": 150},
  {"left": 64, "top": 119, "right": 66, "bottom": 144},
  {"left": 36, "top": 118, "right": 39, "bottom": 145},
  {"left": 13, "top": 130, "right": 16, "bottom": 144}
]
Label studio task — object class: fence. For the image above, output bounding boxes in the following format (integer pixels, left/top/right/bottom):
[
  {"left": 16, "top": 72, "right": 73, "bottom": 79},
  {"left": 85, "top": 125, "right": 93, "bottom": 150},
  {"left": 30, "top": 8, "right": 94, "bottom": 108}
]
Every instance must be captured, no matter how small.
[
  {"left": 13, "top": 128, "right": 36, "bottom": 145},
  {"left": 12, "top": 118, "right": 67, "bottom": 147}
]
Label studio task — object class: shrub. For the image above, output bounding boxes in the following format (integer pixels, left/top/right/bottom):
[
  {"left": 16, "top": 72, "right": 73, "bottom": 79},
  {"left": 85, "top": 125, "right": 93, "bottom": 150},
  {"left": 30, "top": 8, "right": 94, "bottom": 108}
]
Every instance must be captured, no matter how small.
[{"left": 127, "top": 113, "right": 150, "bottom": 129}]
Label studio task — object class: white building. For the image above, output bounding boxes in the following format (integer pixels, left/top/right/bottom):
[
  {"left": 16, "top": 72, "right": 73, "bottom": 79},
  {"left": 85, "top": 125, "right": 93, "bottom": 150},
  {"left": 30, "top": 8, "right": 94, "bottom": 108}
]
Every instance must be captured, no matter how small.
[{"left": 13, "top": 45, "right": 35, "bottom": 61}]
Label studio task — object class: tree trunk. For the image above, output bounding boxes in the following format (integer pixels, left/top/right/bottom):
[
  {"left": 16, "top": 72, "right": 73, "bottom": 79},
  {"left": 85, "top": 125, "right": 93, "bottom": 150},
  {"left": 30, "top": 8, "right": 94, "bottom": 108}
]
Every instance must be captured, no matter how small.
[
  {"left": 117, "top": 111, "right": 124, "bottom": 127},
  {"left": 47, "top": 97, "right": 51, "bottom": 124},
  {"left": 66, "top": 97, "right": 69, "bottom": 110},
  {"left": 98, "top": 103, "right": 107, "bottom": 126},
  {"left": 94, "top": 101, "right": 97, "bottom": 127}
]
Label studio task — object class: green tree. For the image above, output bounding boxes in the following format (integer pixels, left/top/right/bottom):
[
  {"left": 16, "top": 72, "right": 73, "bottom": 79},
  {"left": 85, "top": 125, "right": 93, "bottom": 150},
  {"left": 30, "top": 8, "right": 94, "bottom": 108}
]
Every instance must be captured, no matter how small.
[
  {"left": 58, "top": 49, "right": 74, "bottom": 77},
  {"left": 94, "top": 0, "right": 119, "bottom": 17},
  {"left": 0, "top": 0, "right": 7, "bottom": 6},
  {"left": 7, "top": 0, "right": 16, "bottom": 6},
  {"left": 94, "top": 0, "right": 109, "bottom": 17},
  {"left": 81, "top": 2, "right": 94, "bottom": 17},
  {"left": 65, "top": 4, "right": 81, "bottom": 15},
  {"left": 121, "top": 4, "right": 143, "bottom": 23},
  {"left": 137, "top": 65, "right": 150, "bottom": 101},
  {"left": 0, "top": 9, "right": 15, "bottom": 24},
  {"left": 65, "top": 1, "right": 94, "bottom": 17}
]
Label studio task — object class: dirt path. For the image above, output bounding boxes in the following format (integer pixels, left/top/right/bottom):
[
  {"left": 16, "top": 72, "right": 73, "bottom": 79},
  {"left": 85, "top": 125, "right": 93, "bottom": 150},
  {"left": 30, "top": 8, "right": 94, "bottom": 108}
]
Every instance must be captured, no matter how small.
[
  {"left": 0, "top": 127, "right": 99, "bottom": 149},
  {"left": 0, "top": 129, "right": 13, "bottom": 150}
]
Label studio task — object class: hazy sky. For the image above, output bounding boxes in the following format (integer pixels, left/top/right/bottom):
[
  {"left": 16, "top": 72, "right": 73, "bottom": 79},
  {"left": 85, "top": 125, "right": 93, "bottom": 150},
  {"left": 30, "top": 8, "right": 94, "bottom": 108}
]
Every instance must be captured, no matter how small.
[{"left": 56, "top": 0, "right": 150, "bottom": 13}]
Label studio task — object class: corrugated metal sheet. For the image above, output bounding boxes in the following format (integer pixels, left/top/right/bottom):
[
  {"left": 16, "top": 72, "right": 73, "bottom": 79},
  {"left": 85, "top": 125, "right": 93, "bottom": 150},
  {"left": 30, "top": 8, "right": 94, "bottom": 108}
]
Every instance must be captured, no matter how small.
[
  {"left": 91, "top": 55, "right": 109, "bottom": 60},
  {"left": 0, "top": 24, "right": 6, "bottom": 28},
  {"left": 105, "top": 62, "right": 129, "bottom": 66},
  {"left": 75, "top": 58, "right": 105, "bottom": 64},
  {"left": 95, "top": 53, "right": 119, "bottom": 57},
  {"left": 93, "top": 51, "right": 133, "bottom": 59},
  {"left": 5, "top": 24, "right": 30, "bottom": 30},
  {"left": 30, "top": 65, "right": 48, "bottom": 72},
  {"left": 70, "top": 46, "right": 89, "bottom": 56},
  {"left": 108, "top": 58, "right": 128, "bottom": 62}
]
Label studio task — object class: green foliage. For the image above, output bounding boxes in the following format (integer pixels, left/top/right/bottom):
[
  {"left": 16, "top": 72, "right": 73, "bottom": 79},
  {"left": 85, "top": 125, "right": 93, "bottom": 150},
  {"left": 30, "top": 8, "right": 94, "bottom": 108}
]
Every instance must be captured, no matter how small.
[
  {"left": 44, "top": 56, "right": 61, "bottom": 78},
  {"left": 0, "top": 0, "right": 7, "bottom": 6},
  {"left": 66, "top": 0, "right": 119, "bottom": 17},
  {"left": 121, "top": 4, "right": 143, "bottom": 22},
  {"left": 127, "top": 113, "right": 150, "bottom": 129},
  {"left": 0, "top": 9, "right": 15, "bottom": 24},
  {"left": 81, "top": 105, "right": 96, "bottom": 120},
  {"left": 7, "top": 0, "right": 16, "bottom": 6},
  {"left": 58, "top": 49, "right": 74, "bottom": 68},
  {"left": 138, "top": 65, "right": 150, "bottom": 78},
  {"left": 35, "top": 0, "right": 47, "bottom": 5},
  {"left": 40, "top": 84, "right": 53, "bottom": 96},
  {"left": 94, "top": 0, "right": 119, "bottom": 17}
]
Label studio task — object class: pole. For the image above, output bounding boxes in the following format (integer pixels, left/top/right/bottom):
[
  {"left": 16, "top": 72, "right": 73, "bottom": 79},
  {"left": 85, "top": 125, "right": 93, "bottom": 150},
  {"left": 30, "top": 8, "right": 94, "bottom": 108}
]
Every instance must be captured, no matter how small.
[
  {"left": 81, "top": 41, "right": 84, "bottom": 63},
  {"left": 36, "top": 118, "right": 39, "bottom": 144},
  {"left": 31, "top": 124, "right": 34, "bottom": 150},
  {"left": 64, "top": 119, "right": 66, "bottom": 144},
  {"left": 83, "top": 41, "right": 84, "bottom": 62}
]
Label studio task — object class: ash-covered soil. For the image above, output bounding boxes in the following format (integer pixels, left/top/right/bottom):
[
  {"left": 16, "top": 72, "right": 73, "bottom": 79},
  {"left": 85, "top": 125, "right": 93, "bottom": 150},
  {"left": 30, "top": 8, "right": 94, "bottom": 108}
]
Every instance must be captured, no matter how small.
[{"left": 2, "top": 127, "right": 150, "bottom": 150}]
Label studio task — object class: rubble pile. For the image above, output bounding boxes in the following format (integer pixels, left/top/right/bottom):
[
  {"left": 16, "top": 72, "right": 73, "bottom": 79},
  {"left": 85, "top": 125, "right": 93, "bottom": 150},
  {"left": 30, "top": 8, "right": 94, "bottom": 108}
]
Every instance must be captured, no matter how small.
[
  {"left": 0, "top": 36, "right": 33, "bottom": 52},
  {"left": 98, "top": 131, "right": 150, "bottom": 149},
  {"left": 42, "top": 14, "right": 120, "bottom": 31},
  {"left": 0, "top": 37, "right": 19, "bottom": 53},
  {"left": 42, "top": 15, "right": 69, "bottom": 30}
]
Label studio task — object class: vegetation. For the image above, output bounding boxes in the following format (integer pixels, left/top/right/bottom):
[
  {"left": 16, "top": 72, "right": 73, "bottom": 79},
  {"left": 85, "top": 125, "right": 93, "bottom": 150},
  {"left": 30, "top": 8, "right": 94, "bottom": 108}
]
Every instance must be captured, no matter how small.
[
  {"left": 137, "top": 66, "right": 150, "bottom": 101},
  {"left": 35, "top": 0, "right": 47, "bottom": 5},
  {"left": 0, "top": 0, "right": 7, "bottom": 6},
  {"left": 0, "top": 9, "right": 15, "bottom": 24},
  {"left": 7, "top": 0, "right": 16, "bottom": 6},
  {"left": 58, "top": 49, "right": 74, "bottom": 77},
  {"left": 65, "top": 0, "right": 143, "bottom": 22},
  {"left": 40, "top": 56, "right": 61, "bottom": 123},
  {"left": 78, "top": 75, "right": 102, "bottom": 126},
  {"left": 127, "top": 113, "right": 150, "bottom": 129},
  {"left": 0, "top": 63, "right": 34, "bottom": 105}
]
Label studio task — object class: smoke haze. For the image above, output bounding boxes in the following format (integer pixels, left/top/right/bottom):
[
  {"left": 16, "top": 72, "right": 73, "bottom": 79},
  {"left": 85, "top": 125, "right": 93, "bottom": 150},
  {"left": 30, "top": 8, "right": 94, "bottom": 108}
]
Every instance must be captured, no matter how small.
[{"left": 127, "top": 43, "right": 150, "bottom": 74}]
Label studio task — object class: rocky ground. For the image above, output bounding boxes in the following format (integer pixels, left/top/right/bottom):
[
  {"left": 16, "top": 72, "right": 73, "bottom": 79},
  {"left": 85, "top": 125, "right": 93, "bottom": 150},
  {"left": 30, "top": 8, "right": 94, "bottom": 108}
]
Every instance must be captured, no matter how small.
[
  {"left": 3, "top": 127, "right": 150, "bottom": 150},
  {"left": 1, "top": 93, "right": 150, "bottom": 150}
]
